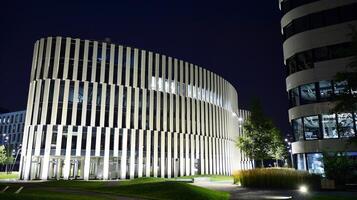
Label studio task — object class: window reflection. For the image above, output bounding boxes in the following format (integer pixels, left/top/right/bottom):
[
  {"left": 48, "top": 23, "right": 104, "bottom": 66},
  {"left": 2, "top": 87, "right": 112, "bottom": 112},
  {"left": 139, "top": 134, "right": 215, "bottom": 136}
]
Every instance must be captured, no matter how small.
[
  {"left": 303, "top": 115, "right": 319, "bottom": 140},
  {"left": 297, "top": 154, "right": 306, "bottom": 171},
  {"left": 337, "top": 113, "right": 355, "bottom": 137},
  {"left": 319, "top": 81, "right": 333, "bottom": 100},
  {"left": 321, "top": 114, "right": 338, "bottom": 138},
  {"left": 288, "top": 80, "right": 353, "bottom": 108},
  {"left": 334, "top": 81, "right": 349, "bottom": 95},
  {"left": 307, "top": 153, "right": 324, "bottom": 174},
  {"left": 290, "top": 87, "right": 300, "bottom": 107},
  {"left": 300, "top": 83, "right": 317, "bottom": 104},
  {"left": 292, "top": 118, "right": 304, "bottom": 141}
]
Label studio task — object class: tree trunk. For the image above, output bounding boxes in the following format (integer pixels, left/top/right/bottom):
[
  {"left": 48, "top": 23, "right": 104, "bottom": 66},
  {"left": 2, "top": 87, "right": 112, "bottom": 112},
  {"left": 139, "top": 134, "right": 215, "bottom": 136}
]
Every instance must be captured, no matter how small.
[
  {"left": 261, "top": 159, "right": 264, "bottom": 168},
  {"left": 276, "top": 159, "right": 279, "bottom": 167}
]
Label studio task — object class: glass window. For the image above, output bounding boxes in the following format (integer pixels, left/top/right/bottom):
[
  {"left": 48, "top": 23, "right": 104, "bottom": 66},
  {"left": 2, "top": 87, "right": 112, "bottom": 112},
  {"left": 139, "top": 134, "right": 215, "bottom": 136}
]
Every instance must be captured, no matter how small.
[
  {"left": 300, "top": 83, "right": 317, "bottom": 104},
  {"left": 294, "top": 17, "right": 309, "bottom": 33},
  {"left": 340, "top": 4, "right": 357, "bottom": 21},
  {"left": 334, "top": 81, "right": 349, "bottom": 95},
  {"left": 290, "top": 87, "right": 300, "bottom": 107},
  {"left": 297, "top": 154, "right": 306, "bottom": 171},
  {"left": 307, "top": 153, "right": 324, "bottom": 174},
  {"left": 292, "top": 118, "right": 304, "bottom": 141},
  {"left": 310, "top": 12, "right": 325, "bottom": 28},
  {"left": 321, "top": 114, "right": 338, "bottom": 139},
  {"left": 313, "top": 47, "right": 329, "bottom": 61},
  {"left": 304, "top": 115, "right": 320, "bottom": 140},
  {"left": 337, "top": 113, "right": 355, "bottom": 137},
  {"left": 319, "top": 81, "right": 333, "bottom": 100},
  {"left": 324, "top": 8, "right": 340, "bottom": 25}
]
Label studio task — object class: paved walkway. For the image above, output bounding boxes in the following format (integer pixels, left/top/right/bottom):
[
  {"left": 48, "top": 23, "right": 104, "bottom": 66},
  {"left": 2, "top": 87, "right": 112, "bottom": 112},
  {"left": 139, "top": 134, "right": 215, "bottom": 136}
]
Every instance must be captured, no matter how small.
[{"left": 192, "top": 181, "right": 357, "bottom": 200}]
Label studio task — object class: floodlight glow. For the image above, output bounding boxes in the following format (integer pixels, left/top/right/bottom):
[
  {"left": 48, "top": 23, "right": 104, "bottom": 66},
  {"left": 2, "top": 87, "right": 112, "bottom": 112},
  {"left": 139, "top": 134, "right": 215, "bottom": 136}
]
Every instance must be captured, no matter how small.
[
  {"left": 238, "top": 117, "right": 243, "bottom": 122},
  {"left": 299, "top": 185, "right": 308, "bottom": 193}
]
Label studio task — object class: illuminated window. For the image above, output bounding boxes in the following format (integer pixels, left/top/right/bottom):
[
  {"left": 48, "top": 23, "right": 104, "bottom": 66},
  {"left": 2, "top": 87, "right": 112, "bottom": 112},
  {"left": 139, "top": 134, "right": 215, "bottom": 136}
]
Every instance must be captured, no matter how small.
[
  {"left": 303, "top": 115, "right": 320, "bottom": 140},
  {"left": 337, "top": 113, "right": 355, "bottom": 137},
  {"left": 321, "top": 114, "right": 337, "bottom": 139},
  {"left": 292, "top": 118, "right": 304, "bottom": 141},
  {"left": 307, "top": 153, "right": 324, "bottom": 174},
  {"left": 300, "top": 83, "right": 317, "bottom": 104}
]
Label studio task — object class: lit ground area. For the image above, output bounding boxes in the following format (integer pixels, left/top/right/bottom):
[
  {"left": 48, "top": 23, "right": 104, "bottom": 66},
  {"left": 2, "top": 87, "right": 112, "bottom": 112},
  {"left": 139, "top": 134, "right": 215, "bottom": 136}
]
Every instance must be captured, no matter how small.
[{"left": 1, "top": 175, "right": 356, "bottom": 200}]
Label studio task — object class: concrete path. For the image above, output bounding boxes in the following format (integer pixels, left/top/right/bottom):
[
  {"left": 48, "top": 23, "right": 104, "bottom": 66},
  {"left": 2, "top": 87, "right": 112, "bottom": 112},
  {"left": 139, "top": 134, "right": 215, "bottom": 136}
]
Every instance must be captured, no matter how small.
[{"left": 192, "top": 181, "right": 357, "bottom": 200}]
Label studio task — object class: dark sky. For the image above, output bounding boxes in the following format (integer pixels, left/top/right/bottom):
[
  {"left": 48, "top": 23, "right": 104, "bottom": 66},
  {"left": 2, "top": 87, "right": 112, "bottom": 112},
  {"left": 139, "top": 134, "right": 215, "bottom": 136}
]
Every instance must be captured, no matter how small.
[{"left": 0, "top": 1, "right": 289, "bottom": 134}]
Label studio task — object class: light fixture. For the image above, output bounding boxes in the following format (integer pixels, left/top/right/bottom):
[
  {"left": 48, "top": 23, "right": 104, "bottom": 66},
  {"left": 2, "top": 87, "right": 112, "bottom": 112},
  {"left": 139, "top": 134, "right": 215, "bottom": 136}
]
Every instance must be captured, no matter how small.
[
  {"left": 238, "top": 117, "right": 243, "bottom": 122},
  {"left": 299, "top": 185, "right": 308, "bottom": 194}
]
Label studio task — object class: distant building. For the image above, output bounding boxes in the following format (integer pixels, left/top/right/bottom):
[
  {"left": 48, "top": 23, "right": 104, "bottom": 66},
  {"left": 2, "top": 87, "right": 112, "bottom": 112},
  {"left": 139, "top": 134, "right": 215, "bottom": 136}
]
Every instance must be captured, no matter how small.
[
  {"left": 20, "top": 36, "right": 244, "bottom": 180},
  {"left": 0, "top": 110, "right": 26, "bottom": 171},
  {"left": 237, "top": 109, "right": 254, "bottom": 169},
  {"left": 279, "top": 0, "right": 357, "bottom": 174}
]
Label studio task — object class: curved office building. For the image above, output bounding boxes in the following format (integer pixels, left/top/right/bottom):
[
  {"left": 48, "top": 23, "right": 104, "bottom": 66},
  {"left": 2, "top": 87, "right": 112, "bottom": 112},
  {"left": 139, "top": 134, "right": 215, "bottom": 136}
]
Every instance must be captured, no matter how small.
[
  {"left": 279, "top": 0, "right": 357, "bottom": 173},
  {"left": 19, "top": 36, "right": 242, "bottom": 180}
]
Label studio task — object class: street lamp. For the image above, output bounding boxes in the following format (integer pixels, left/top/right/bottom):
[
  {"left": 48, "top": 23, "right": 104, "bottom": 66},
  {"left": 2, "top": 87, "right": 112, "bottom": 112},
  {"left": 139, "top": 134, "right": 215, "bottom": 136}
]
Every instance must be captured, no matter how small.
[{"left": 285, "top": 138, "right": 293, "bottom": 168}]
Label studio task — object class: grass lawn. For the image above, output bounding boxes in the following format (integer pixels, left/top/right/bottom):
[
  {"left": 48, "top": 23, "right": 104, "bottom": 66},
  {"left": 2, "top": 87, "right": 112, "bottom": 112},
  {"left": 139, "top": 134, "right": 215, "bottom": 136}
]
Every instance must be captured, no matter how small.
[
  {"left": 0, "top": 172, "right": 18, "bottom": 179},
  {"left": 179, "top": 175, "right": 233, "bottom": 182},
  {"left": 0, "top": 178, "right": 229, "bottom": 200}
]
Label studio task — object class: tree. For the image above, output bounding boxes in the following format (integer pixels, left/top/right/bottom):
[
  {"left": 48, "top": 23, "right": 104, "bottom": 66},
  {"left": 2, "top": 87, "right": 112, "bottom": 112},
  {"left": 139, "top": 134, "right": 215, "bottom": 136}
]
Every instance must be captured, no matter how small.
[
  {"left": 269, "top": 128, "right": 288, "bottom": 166},
  {"left": 236, "top": 99, "right": 284, "bottom": 167},
  {"left": 322, "top": 152, "right": 356, "bottom": 185}
]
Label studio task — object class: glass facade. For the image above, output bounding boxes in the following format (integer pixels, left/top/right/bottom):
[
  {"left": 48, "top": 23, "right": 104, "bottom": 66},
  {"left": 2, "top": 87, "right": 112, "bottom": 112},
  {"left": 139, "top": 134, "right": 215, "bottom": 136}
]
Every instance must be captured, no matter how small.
[
  {"left": 306, "top": 153, "right": 324, "bottom": 174},
  {"left": 337, "top": 113, "right": 355, "bottom": 137},
  {"left": 282, "top": 3, "right": 357, "bottom": 40},
  {"left": 289, "top": 80, "right": 353, "bottom": 108},
  {"left": 321, "top": 114, "right": 338, "bottom": 139},
  {"left": 292, "top": 112, "right": 357, "bottom": 141},
  {"left": 303, "top": 115, "right": 320, "bottom": 140}
]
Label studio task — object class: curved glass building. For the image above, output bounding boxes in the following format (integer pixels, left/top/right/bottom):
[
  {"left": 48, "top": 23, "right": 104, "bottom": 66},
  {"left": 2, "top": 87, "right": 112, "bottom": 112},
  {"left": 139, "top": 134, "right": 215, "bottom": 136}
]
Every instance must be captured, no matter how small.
[
  {"left": 19, "top": 37, "right": 243, "bottom": 180},
  {"left": 279, "top": 0, "right": 357, "bottom": 173}
]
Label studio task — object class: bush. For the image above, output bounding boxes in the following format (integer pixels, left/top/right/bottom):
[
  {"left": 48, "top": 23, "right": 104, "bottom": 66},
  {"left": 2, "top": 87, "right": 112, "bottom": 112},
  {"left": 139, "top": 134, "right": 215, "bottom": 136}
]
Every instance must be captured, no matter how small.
[{"left": 233, "top": 168, "right": 320, "bottom": 189}]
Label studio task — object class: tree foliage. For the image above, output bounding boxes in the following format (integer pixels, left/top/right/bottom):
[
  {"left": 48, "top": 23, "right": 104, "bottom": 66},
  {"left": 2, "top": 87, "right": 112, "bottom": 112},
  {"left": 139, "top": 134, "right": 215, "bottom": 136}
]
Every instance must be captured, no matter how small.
[
  {"left": 0, "top": 145, "right": 7, "bottom": 165},
  {"left": 0, "top": 145, "right": 14, "bottom": 165},
  {"left": 322, "top": 152, "right": 356, "bottom": 185},
  {"left": 236, "top": 99, "right": 287, "bottom": 167}
]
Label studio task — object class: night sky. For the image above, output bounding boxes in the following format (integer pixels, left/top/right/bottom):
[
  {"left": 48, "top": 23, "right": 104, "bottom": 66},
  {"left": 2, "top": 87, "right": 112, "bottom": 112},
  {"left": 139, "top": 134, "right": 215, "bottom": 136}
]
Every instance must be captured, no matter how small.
[{"left": 0, "top": 1, "right": 289, "bottom": 134}]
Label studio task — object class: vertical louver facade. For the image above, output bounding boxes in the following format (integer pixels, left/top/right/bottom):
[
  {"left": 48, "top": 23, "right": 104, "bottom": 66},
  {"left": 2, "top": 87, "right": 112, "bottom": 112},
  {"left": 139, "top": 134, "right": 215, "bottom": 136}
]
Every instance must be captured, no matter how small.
[{"left": 20, "top": 37, "right": 242, "bottom": 180}]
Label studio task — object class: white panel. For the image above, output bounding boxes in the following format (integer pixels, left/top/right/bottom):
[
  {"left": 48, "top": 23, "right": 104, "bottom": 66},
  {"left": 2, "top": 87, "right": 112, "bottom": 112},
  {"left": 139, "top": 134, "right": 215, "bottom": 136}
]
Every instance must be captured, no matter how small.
[
  {"left": 82, "top": 40, "right": 89, "bottom": 81},
  {"left": 129, "top": 130, "right": 136, "bottom": 179},
  {"left": 62, "top": 37, "right": 71, "bottom": 79},
  {"left": 120, "top": 129, "right": 128, "bottom": 179},
  {"left": 63, "top": 126, "right": 73, "bottom": 179},
  {"left": 35, "top": 39, "right": 44, "bottom": 79},
  {"left": 160, "top": 132, "right": 165, "bottom": 178},
  {"left": 43, "top": 37, "right": 52, "bottom": 78},
  {"left": 100, "top": 43, "right": 106, "bottom": 83},
  {"left": 145, "top": 131, "right": 151, "bottom": 177},
  {"left": 41, "top": 126, "right": 53, "bottom": 179},
  {"left": 30, "top": 41, "right": 39, "bottom": 81},
  {"left": 138, "top": 130, "right": 144, "bottom": 178},
  {"left": 103, "top": 128, "right": 110, "bottom": 180},
  {"left": 167, "top": 132, "right": 172, "bottom": 178},
  {"left": 153, "top": 131, "right": 158, "bottom": 177},
  {"left": 109, "top": 44, "right": 115, "bottom": 84},
  {"left": 73, "top": 39, "right": 80, "bottom": 80},
  {"left": 84, "top": 128, "right": 92, "bottom": 180},
  {"left": 91, "top": 41, "right": 98, "bottom": 81}
]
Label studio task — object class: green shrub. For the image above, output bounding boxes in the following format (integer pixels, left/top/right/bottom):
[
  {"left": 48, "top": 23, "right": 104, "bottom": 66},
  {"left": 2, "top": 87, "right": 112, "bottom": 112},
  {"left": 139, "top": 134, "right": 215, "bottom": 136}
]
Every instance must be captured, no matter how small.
[{"left": 233, "top": 168, "right": 320, "bottom": 189}]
